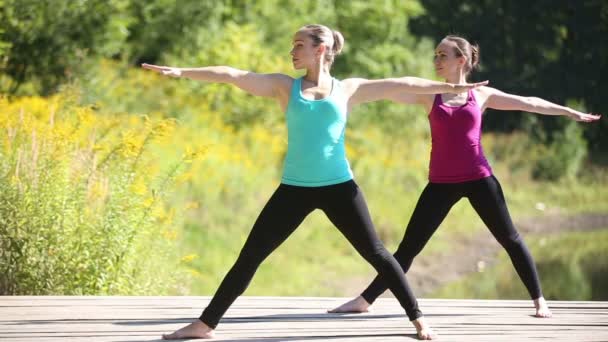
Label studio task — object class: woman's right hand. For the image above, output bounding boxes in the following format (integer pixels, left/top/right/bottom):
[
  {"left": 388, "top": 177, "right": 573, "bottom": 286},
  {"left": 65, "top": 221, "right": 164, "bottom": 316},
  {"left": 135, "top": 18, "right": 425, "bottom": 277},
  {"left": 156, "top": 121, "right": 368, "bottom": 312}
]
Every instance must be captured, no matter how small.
[{"left": 141, "top": 63, "right": 182, "bottom": 77}]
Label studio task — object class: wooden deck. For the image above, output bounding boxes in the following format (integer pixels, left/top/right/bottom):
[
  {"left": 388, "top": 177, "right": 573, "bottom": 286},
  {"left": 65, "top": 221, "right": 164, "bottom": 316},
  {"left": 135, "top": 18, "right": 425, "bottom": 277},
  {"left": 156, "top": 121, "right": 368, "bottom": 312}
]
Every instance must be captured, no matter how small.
[{"left": 1, "top": 296, "right": 607, "bottom": 341}]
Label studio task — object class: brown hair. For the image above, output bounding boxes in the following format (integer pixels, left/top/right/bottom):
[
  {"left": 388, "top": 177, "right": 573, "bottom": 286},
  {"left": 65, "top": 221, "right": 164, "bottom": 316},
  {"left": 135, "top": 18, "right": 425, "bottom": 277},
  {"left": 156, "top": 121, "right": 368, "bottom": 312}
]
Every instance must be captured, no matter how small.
[
  {"left": 299, "top": 24, "right": 344, "bottom": 65},
  {"left": 443, "top": 35, "right": 480, "bottom": 76}
]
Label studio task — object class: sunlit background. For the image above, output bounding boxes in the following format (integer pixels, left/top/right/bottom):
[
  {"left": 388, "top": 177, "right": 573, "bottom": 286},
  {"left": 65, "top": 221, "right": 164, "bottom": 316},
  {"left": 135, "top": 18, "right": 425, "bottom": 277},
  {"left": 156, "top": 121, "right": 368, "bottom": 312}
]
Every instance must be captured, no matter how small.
[{"left": 1, "top": 0, "right": 606, "bottom": 301}]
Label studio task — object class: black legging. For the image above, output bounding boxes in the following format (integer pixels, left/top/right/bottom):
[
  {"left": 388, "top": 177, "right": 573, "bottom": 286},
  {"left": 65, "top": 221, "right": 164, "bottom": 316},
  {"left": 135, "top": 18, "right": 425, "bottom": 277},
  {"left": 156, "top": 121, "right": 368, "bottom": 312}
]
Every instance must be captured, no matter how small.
[
  {"left": 361, "top": 175, "right": 543, "bottom": 304},
  {"left": 199, "top": 180, "right": 422, "bottom": 328}
]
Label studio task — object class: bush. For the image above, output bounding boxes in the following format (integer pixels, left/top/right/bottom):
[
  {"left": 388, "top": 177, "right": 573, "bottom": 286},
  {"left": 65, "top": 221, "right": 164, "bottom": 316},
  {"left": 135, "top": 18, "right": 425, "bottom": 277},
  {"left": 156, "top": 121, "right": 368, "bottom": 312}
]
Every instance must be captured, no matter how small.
[
  {"left": 532, "top": 119, "right": 587, "bottom": 181},
  {"left": 0, "top": 95, "right": 198, "bottom": 294}
]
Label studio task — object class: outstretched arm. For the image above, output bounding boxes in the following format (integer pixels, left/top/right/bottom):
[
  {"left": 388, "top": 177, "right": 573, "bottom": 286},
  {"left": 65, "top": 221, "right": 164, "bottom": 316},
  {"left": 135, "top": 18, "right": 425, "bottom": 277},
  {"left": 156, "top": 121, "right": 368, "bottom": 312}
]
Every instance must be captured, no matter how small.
[
  {"left": 141, "top": 64, "right": 290, "bottom": 98},
  {"left": 484, "top": 87, "right": 601, "bottom": 122},
  {"left": 345, "top": 77, "right": 488, "bottom": 106}
]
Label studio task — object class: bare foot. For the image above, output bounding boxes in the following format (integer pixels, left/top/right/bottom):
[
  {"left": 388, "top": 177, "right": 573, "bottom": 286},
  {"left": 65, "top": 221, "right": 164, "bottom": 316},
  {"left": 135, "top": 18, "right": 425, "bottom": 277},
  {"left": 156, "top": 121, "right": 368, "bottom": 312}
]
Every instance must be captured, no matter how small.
[
  {"left": 162, "top": 320, "right": 215, "bottom": 340},
  {"left": 412, "top": 317, "right": 437, "bottom": 340},
  {"left": 327, "top": 296, "right": 370, "bottom": 313},
  {"left": 534, "top": 297, "right": 552, "bottom": 318}
]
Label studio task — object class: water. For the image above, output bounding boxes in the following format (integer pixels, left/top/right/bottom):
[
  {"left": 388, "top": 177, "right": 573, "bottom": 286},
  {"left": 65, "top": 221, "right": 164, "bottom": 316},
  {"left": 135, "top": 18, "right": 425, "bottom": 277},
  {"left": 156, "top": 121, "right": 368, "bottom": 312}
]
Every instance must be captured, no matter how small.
[{"left": 432, "top": 229, "right": 608, "bottom": 301}]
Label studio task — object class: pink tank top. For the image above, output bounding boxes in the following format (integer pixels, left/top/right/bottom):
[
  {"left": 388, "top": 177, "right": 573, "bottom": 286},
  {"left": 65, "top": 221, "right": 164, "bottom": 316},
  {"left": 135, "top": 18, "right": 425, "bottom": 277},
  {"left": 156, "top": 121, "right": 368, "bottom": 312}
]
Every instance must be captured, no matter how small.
[{"left": 428, "top": 90, "right": 492, "bottom": 183}]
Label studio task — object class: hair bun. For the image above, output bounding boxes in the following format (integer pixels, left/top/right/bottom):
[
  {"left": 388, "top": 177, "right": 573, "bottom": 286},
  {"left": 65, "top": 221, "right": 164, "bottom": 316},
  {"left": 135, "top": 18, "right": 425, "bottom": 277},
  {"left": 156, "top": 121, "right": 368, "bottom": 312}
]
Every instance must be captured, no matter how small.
[
  {"left": 471, "top": 43, "right": 480, "bottom": 69},
  {"left": 332, "top": 30, "right": 344, "bottom": 56}
]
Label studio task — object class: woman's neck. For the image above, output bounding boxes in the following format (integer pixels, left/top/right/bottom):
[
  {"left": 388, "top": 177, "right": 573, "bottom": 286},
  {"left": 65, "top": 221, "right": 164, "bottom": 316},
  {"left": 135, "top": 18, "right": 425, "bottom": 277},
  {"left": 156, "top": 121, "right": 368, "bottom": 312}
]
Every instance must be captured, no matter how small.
[
  {"left": 304, "top": 63, "right": 332, "bottom": 86},
  {"left": 445, "top": 72, "right": 467, "bottom": 85}
]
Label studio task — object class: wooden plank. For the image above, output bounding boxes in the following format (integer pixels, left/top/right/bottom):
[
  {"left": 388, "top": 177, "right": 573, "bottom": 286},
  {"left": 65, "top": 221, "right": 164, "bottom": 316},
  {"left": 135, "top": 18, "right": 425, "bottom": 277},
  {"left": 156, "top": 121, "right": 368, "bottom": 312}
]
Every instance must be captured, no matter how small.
[{"left": 0, "top": 297, "right": 607, "bottom": 341}]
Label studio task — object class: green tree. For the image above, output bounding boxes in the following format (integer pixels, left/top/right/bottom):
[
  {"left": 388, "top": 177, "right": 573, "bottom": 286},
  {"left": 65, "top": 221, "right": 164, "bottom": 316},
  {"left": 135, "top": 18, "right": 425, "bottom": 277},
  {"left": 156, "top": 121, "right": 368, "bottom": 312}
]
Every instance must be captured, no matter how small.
[
  {"left": 122, "top": 0, "right": 222, "bottom": 65},
  {"left": 410, "top": 0, "right": 607, "bottom": 156},
  {"left": 0, "top": 0, "right": 130, "bottom": 95}
]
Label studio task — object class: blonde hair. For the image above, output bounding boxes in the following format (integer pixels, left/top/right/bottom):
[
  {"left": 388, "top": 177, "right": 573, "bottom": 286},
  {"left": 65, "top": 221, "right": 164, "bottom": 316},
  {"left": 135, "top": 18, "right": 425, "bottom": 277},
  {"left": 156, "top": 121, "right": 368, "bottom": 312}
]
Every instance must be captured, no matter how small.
[
  {"left": 299, "top": 24, "right": 344, "bottom": 65},
  {"left": 443, "top": 35, "right": 480, "bottom": 76}
]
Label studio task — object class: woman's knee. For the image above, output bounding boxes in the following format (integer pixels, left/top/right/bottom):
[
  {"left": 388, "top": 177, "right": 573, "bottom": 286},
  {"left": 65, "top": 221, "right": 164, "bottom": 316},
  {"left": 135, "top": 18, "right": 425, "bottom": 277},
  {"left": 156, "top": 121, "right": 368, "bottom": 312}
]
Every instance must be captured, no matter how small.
[
  {"left": 362, "top": 245, "right": 395, "bottom": 266},
  {"left": 394, "top": 240, "right": 421, "bottom": 260},
  {"left": 498, "top": 232, "right": 524, "bottom": 250},
  {"left": 235, "top": 246, "right": 268, "bottom": 269}
]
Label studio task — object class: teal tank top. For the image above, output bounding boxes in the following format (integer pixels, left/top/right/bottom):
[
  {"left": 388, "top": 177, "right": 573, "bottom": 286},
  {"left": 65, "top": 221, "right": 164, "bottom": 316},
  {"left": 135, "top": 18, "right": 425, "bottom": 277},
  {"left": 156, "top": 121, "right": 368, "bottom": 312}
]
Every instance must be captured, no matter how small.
[{"left": 281, "top": 76, "right": 353, "bottom": 187}]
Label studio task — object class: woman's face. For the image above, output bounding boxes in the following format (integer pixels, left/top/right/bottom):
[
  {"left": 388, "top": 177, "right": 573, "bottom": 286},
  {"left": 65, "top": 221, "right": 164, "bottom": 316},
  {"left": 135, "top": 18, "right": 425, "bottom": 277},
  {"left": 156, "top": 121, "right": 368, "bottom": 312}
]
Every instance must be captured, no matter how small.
[
  {"left": 434, "top": 40, "right": 464, "bottom": 79},
  {"left": 290, "top": 30, "right": 322, "bottom": 70}
]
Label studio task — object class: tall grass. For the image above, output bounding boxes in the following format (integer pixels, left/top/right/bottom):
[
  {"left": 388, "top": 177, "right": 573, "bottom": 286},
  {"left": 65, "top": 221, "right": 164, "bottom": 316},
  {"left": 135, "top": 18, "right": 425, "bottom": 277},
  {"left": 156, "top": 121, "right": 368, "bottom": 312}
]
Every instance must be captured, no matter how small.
[
  {"left": 0, "top": 95, "right": 203, "bottom": 294},
  {"left": 2, "top": 62, "right": 606, "bottom": 296}
]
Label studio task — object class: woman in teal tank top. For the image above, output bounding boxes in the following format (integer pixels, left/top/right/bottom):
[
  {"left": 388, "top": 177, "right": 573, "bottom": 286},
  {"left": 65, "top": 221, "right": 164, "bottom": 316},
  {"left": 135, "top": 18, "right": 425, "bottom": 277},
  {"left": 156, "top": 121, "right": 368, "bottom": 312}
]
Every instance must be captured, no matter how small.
[
  {"left": 281, "top": 76, "right": 353, "bottom": 186},
  {"left": 142, "top": 24, "right": 486, "bottom": 341}
]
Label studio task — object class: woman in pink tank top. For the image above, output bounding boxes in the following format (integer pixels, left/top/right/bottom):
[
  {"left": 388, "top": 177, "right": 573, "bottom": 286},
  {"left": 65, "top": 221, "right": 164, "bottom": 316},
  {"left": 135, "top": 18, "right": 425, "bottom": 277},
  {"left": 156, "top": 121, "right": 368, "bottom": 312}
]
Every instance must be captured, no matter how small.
[{"left": 331, "top": 35, "right": 601, "bottom": 320}]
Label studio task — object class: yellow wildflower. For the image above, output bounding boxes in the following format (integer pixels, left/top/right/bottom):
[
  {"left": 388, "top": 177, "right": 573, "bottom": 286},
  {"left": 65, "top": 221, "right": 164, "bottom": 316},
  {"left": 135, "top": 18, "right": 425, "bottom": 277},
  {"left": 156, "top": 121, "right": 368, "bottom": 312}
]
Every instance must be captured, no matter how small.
[
  {"left": 142, "top": 196, "right": 155, "bottom": 208},
  {"left": 181, "top": 254, "right": 198, "bottom": 263},
  {"left": 120, "top": 133, "right": 142, "bottom": 157},
  {"left": 184, "top": 201, "right": 199, "bottom": 210},
  {"left": 187, "top": 268, "right": 202, "bottom": 277},
  {"left": 175, "top": 171, "right": 194, "bottom": 184},
  {"left": 161, "top": 229, "right": 178, "bottom": 241},
  {"left": 129, "top": 177, "right": 148, "bottom": 195}
]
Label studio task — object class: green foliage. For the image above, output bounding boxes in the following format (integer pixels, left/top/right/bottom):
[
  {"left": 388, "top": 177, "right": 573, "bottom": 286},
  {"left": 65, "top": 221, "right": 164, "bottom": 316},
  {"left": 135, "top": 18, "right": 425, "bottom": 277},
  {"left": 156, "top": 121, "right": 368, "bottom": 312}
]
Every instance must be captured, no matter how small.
[
  {"left": 166, "top": 22, "right": 294, "bottom": 127},
  {"left": 1, "top": 0, "right": 606, "bottom": 297},
  {"left": 2, "top": 0, "right": 436, "bottom": 134},
  {"left": 1, "top": 90, "right": 606, "bottom": 296},
  {"left": 121, "top": 0, "right": 223, "bottom": 64},
  {"left": 0, "top": 96, "right": 193, "bottom": 294},
  {"left": 0, "top": 0, "right": 129, "bottom": 95},
  {"left": 411, "top": 0, "right": 608, "bottom": 153},
  {"left": 531, "top": 119, "right": 587, "bottom": 181},
  {"left": 2, "top": 0, "right": 606, "bottom": 153}
]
